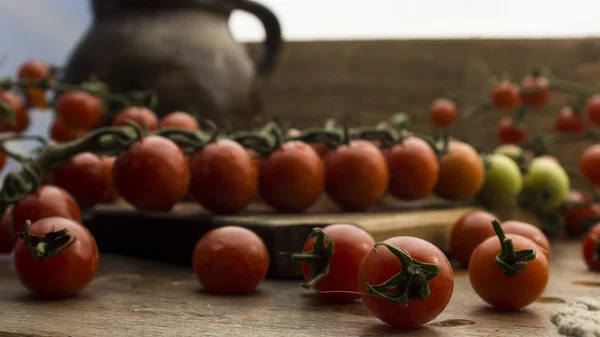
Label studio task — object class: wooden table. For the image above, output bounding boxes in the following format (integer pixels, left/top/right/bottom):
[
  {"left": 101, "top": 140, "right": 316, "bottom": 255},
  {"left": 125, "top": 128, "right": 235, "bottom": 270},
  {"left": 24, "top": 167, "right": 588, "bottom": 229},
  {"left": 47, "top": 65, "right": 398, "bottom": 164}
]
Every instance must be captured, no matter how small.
[{"left": 0, "top": 241, "right": 596, "bottom": 337}]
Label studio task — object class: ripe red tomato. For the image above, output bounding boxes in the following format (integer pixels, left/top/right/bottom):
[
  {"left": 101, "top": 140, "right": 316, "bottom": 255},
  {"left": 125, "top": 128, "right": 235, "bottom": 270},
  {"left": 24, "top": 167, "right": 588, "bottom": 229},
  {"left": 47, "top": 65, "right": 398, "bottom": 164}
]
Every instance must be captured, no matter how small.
[
  {"left": 520, "top": 75, "right": 551, "bottom": 108},
  {"left": 0, "top": 90, "right": 30, "bottom": 133},
  {"left": 55, "top": 91, "right": 103, "bottom": 130},
  {"left": 48, "top": 119, "right": 89, "bottom": 143},
  {"left": 259, "top": 141, "right": 324, "bottom": 212},
  {"left": 0, "top": 207, "right": 15, "bottom": 253},
  {"left": 497, "top": 117, "right": 527, "bottom": 144},
  {"left": 582, "top": 223, "right": 600, "bottom": 272},
  {"left": 159, "top": 111, "right": 200, "bottom": 130},
  {"left": 429, "top": 98, "right": 458, "bottom": 128},
  {"left": 193, "top": 226, "right": 269, "bottom": 294},
  {"left": 385, "top": 137, "right": 439, "bottom": 200},
  {"left": 13, "top": 217, "right": 99, "bottom": 299},
  {"left": 562, "top": 192, "right": 600, "bottom": 237},
  {"left": 324, "top": 140, "right": 389, "bottom": 211},
  {"left": 313, "top": 142, "right": 329, "bottom": 158},
  {"left": 579, "top": 144, "right": 600, "bottom": 186},
  {"left": 189, "top": 139, "right": 258, "bottom": 214},
  {"left": 17, "top": 59, "right": 50, "bottom": 109},
  {"left": 112, "top": 135, "right": 189, "bottom": 211},
  {"left": 100, "top": 156, "right": 119, "bottom": 202},
  {"left": 359, "top": 236, "right": 454, "bottom": 328},
  {"left": 295, "top": 224, "right": 375, "bottom": 300},
  {"left": 450, "top": 210, "right": 498, "bottom": 267},
  {"left": 555, "top": 106, "right": 586, "bottom": 133},
  {"left": 501, "top": 220, "right": 551, "bottom": 259},
  {"left": 490, "top": 80, "right": 520, "bottom": 110},
  {"left": 52, "top": 152, "right": 108, "bottom": 208},
  {"left": 112, "top": 106, "right": 159, "bottom": 131},
  {"left": 434, "top": 141, "right": 484, "bottom": 200},
  {"left": 469, "top": 221, "right": 549, "bottom": 310},
  {"left": 10, "top": 185, "right": 81, "bottom": 237},
  {"left": 585, "top": 95, "right": 600, "bottom": 126}
]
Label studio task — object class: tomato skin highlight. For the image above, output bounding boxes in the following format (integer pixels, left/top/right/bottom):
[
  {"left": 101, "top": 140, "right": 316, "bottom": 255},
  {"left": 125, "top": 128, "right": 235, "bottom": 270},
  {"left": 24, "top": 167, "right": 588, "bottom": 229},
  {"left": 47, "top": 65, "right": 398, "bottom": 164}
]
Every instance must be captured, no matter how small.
[
  {"left": 520, "top": 76, "right": 551, "bottom": 108},
  {"left": 52, "top": 152, "right": 108, "bottom": 208},
  {"left": 193, "top": 226, "right": 269, "bottom": 294},
  {"left": 579, "top": 144, "right": 600, "bottom": 186},
  {"left": 159, "top": 111, "right": 200, "bottom": 130},
  {"left": 112, "top": 135, "right": 190, "bottom": 212},
  {"left": 434, "top": 141, "right": 484, "bottom": 200},
  {"left": 430, "top": 98, "right": 458, "bottom": 128},
  {"left": 300, "top": 224, "right": 375, "bottom": 300},
  {"left": 189, "top": 139, "right": 258, "bottom": 214},
  {"left": 450, "top": 210, "right": 498, "bottom": 267},
  {"left": 0, "top": 90, "right": 30, "bottom": 134},
  {"left": 112, "top": 107, "right": 159, "bottom": 131},
  {"left": 469, "top": 234, "right": 549, "bottom": 310},
  {"left": 501, "top": 220, "right": 551, "bottom": 259},
  {"left": 490, "top": 80, "right": 520, "bottom": 110},
  {"left": 13, "top": 217, "right": 99, "bottom": 299},
  {"left": 55, "top": 91, "right": 103, "bottom": 130},
  {"left": 582, "top": 224, "right": 600, "bottom": 272},
  {"left": 324, "top": 140, "right": 389, "bottom": 211},
  {"left": 385, "top": 137, "right": 439, "bottom": 200},
  {"left": 359, "top": 236, "right": 454, "bottom": 328},
  {"left": 0, "top": 207, "right": 16, "bottom": 253}
]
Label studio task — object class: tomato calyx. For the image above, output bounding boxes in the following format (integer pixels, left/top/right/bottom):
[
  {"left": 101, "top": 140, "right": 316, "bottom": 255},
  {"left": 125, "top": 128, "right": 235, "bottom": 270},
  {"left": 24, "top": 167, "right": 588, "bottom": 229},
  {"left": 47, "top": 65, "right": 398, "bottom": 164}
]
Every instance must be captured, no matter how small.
[
  {"left": 363, "top": 242, "right": 440, "bottom": 306},
  {"left": 154, "top": 121, "right": 218, "bottom": 154},
  {"left": 288, "top": 227, "right": 334, "bottom": 289},
  {"left": 18, "top": 220, "right": 77, "bottom": 259},
  {"left": 491, "top": 220, "right": 537, "bottom": 277}
]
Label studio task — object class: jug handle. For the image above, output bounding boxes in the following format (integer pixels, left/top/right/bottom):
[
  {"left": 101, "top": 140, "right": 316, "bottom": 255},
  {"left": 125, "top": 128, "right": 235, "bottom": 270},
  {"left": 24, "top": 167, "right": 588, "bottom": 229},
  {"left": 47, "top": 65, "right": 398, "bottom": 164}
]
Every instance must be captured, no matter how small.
[{"left": 229, "top": 0, "right": 283, "bottom": 77}]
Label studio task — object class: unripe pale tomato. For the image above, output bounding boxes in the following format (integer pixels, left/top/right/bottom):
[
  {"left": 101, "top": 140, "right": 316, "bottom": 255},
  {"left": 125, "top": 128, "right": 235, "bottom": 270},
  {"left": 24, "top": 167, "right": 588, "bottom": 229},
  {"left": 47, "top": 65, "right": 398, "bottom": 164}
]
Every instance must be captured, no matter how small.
[
  {"left": 521, "top": 157, "right": 570, "bottom": 209},
  {"left": 478, "top": 153, "right": 523, "bottom": 206}
]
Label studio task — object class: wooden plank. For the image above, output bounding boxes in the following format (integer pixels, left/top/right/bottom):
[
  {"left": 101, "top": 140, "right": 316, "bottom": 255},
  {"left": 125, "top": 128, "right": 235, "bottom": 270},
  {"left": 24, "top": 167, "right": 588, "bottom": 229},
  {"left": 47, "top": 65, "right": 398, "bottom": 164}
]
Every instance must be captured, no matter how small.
[{"left": 0, "top": 241, "right": 591, "bottom": 337}]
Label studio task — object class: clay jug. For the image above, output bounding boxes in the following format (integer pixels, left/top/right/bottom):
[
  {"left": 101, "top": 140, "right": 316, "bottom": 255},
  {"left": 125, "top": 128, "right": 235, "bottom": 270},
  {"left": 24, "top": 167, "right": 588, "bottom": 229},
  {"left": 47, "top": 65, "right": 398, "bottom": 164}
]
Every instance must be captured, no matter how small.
[{"left": 61, "top": 0, "right": 282, "bottom": 129}]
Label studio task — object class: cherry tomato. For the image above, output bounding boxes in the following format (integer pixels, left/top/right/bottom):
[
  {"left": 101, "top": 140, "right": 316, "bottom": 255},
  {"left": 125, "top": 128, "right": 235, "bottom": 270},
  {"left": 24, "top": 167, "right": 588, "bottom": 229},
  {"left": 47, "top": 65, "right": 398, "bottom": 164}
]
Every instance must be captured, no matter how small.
[
  {"left": 324, "top": 140, "right": 389, "bottom": 211},
  {"left": 55, "top": 91, "right": 103, "bottom": 130},
  {"left": 48, "top": 119, "right": 88, "bottom": 143},
  {"left": 193, "top": 226, "right": 269, "bottom": 294},
  {"left": 259, "top": 141, "right": 324, "bottom": 212},
  {"left": 490, "top": 80, "right": 520, "bottom": 110},
  {"left": 554, "top": 106, "right": 586, "bottom": 133},
  {"left": 562, "top": 192, "right": 600, "bottom": 237},
  {"left": 585, "top": 95, "right": 600, "bottom": 126},
  {"left": 296, "top": 224, "right": 375, "bottom": 300},
  {"left": 579, "top": 144, "right": 600, "bottom": 186},
  {"left": 501, "top": 220, "right": 551, "bottom": 259},
  {"left": 0, "top": 90, "right": 30, "bottom": 133},
  {"left": 521, "top": 156, "right": 570, "bottom": 209},
  {"left": 582, "top": 223, "right": 600, "bottom": 272},
  {"left": 14, "top": 217, "right": 99, "bottom": 299},
  {"left": 189, "top": 139, "right": 258, "bottom": 214},
  {"left": 17, "top": 59, "right": 51, "bottom": 109},
  {"left": 434, "top": 141, "right": 484, "bottom": 200},
  {"left": 493, "top": 144, "right": 526, "bottom": 164},
  {"left": 159, "top": 111, "right": 200, "bottom": 130},
  {"left": 478, "top": 153, "right": 523, "bottom": 206},
  {"left": 469, "top": 221, "right": 549, "bottom": 310},
  {"left": 112, "top": 135, "right": 189, "bottom": 211},
  {"left": 385, "top": 137, "right": 439, "bottom": 200},
  {"left": 10, "top": 185, "right": 81, "bottom": 237},
  {"left": 429, "top": 98, "right": 458, "bottom": 128},
  {"left": 0, "top": 207, "right": 15, "bottom": 253},
  {"left": 52, "top": 152, "right": 108, "bottom": 208},
  {"left": 450, "top": 210, "right": 498, "bottom": 267},
  {"left": 497, "top": 117, "right": 527, "bottom": 144},
  {"left": 520, "top": 75, "right": 551, "bottom": 108},
  {"left": 112, "top": 106, "right": 159, "bottom": 131},
  {"left": 359, "top": 236, "right": 454, "bottom": 328},
  {"left": 100, "top": 156, "right": 119, "bottom": 202},
  {"left": 285, "top": 129, "right": 328, "bottom": 157}
]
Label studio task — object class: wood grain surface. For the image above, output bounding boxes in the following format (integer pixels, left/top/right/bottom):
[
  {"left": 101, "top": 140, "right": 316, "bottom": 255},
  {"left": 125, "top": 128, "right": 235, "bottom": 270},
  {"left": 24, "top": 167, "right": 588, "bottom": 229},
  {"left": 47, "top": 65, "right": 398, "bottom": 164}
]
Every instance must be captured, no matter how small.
[{"left": 0, "top": 241, "right": 594, "bottom": 337}]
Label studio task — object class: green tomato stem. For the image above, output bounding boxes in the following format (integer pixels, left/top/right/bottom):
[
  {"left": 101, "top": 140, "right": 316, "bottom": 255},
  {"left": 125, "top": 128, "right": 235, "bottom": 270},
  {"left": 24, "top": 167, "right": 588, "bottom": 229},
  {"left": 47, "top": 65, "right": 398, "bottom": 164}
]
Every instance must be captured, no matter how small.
[
  {"left": 548, "top": 78, "right": 595, "bottom": 97},
  {"left": 492, "top": 220, "right": 537, "bottom": 277},
  {"left": 287, "top": 227, "right": 334, "bottom": 289},
  {"left": 18, "top": 220, "right": 77, "bottom": 259}
]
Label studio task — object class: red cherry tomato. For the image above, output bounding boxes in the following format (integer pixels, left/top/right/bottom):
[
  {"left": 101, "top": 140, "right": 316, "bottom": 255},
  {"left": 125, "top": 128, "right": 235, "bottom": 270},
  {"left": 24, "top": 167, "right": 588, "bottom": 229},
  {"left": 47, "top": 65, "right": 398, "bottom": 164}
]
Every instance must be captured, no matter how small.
[
  {"left": 48, "top": 119, "right": 89, "bottom": 143},
  {"left": 324, "top": 140, "right": 389, "bottom": 211},
  {"left": 112, "top": 107, "right": 159, "bottom": 131},
  {"left": 497, "top": 117, "right": 527, "bottom": 144},
  {"left": 490, "top": 80, "right": 520, "bottom": 110},
  {"left": 112, "top": 135, "right": 189, "bottom": 211},
  {"left": 430, "top": 98, "right": 458, "bottom": 128},
  {"left": 259, "top": 141, "right": 324, "bottom": 212},
  {"left": 450, "top": 210, "right": 498, "bottom": 267},
  {"left": 0, "top": 207, "right": 15, "bottom": 253},
  {"left": 0, "top": 152, "right": 6, "bottom": 173},
  {"left": 583, "top": 223, "right": 600, "bottom": 272},
  {"left": 501, "top": 220, "right": 551, "bottom": 259},
  {"left": 520, "top": 76, "right": 551, "bottom": 108},
  {"left": 10, "top": 185, "right": 81, "bottom": 237},
  {"left": 52, "top": 152, "right": 109, "bottom": 208},
  {"left": 0, "top": 90, "right": 30, "bottom": 133},
  {"left": 17, "top": 59, "right": 50, "bottom": 109},
  {"left": 385, "top": 136, "right": 439, "bottom": 200},
  {"left": 193, "top": 226, "right": 269, "bottom": 294},
  {"left": 159, "top": 111, "right": 200, "bottom": 130},
  {"left": 100, "top": 156, "right": 119, "bottom": 202},
  {"left": 585, "top": 95, "right": 600, "bottom": 126},
  {"left": 555, "top": 106, "right": 586, "bottom": 133},
  {"left": 13, "top": 217, "right": 99, "bottom": 299},
  {"left": 297, "top": 224, "right": 375, "bottom": 300},
  {"left": 579, "top": 144, "right": 600, "bottom": 186},
  {"left": 313, "top": 142, "right": 329, "bottom": 158},
  {"left": 55, "top": 91, "right": 103, "bottom": 130},
  {"left": 189, "top": 139, "right": 258, "bottom": 214},
  {"left": 434, "top": 141, "right": 484, "bottom": 200},
  {"left": 562, "top": 192, "right": 600, "bottom": 237},
  {"left": 359, "top": 236, "right": 454, "bottom": 328}
]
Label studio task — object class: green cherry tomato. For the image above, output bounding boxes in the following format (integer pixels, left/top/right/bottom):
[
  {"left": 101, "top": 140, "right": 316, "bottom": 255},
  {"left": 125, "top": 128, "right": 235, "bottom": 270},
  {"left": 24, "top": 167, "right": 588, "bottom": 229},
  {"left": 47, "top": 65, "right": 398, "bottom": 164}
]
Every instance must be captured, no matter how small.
[
  {"left": 492, "top": 144, "right": 524, "bottom": 163},
  {"left": 478, "top": 154, "right": 523, "bottom": 206},
  {"left": 520, "top": 157, "right": 570, "bottom": 209}
]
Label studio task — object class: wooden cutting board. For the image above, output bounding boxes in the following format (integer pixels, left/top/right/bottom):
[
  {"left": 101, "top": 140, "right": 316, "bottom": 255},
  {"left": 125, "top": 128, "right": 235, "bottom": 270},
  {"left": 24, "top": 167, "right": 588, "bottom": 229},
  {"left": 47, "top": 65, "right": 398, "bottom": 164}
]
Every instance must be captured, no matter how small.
[{"left": 83, "top": 194, "right": 539, "bottom": 277}]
